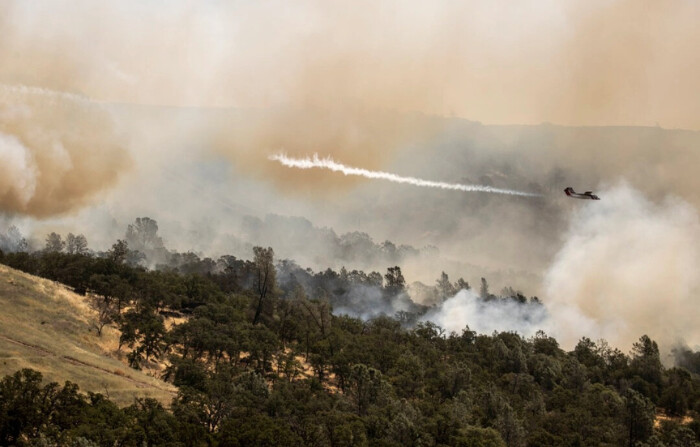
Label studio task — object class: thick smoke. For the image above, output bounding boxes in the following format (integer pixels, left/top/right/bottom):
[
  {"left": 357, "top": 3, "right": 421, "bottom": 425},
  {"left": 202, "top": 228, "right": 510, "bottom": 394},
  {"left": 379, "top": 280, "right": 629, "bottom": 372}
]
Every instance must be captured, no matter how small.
[
  {"left": 1, "top": 1, "right": 699, "bottom": 221},
  {"left": 333, "top": 285, "right": 417, "bottom": 322},
  {"left": 2, "top": 1, "right": 700, "bottom": 207},
  {"left": 423, "top": 184, "right": 700, "bottom": 353},
  {"left": 0, "top": 87, "right": 130, "bottom": 217},
  {"left": 424, "top": 289, "right": 548, "bottom": 337},
  {"left": 4, "top": 1, "right": 699, "bottom": 127},
  {"left": 544, "top": 184, "right": 700, "bottom": 350},
  {"left": 558, "top": 0, "right": 700, "bottom": 128},
  {"left": 0, "top": 223, "right": 28, "bottom": 253}
]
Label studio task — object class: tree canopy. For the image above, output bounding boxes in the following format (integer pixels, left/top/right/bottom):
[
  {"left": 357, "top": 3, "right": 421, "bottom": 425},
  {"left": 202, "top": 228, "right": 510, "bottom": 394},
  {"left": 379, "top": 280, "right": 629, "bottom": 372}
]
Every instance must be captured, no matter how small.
[{"left": 0, "top": 222, "right": 698, "bottom": 446}]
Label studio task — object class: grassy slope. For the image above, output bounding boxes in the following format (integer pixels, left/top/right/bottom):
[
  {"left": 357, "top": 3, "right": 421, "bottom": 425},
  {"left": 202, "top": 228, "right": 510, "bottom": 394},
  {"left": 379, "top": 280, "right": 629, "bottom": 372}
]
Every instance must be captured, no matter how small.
[{"left": 0, "top": 264, "right": 176, "bottom": 406}]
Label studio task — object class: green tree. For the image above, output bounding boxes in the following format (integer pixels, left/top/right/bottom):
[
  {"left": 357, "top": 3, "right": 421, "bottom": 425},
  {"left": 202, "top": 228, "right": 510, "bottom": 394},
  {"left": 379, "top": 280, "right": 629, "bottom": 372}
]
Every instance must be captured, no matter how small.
[
  {"left": 87, "top": 293, "right": 119, "bottom": 337},
  {"left": 659, "top": 368, "right": 694, "bottom": 417},
  {"left": 319, "top": 410, "right": 368, "bottom": 447},
  {"left": 455, "top": 277, "right": 470, "bottom": 291},
  {"left": 348, "top": 364, "right": 385, "bottom": 416},
  {"left": 66, "top": 233, "right": 88, "bottom": 255},
  {"left": 0, "top": 369, "right": 48, "bottom": 444},
  {"left": 0, "top": 369, "right": 86, "bottom": 445},
  {"left": 384, "top": 266, "right": 406, "bottom": 296},
  {"left": 480, "top": 277, "right": 491, "bottom": 300},
  {"left": 452, "top": 426, "right": 506, "bottom": 447},
  {"left": 439, "top": 361, "right": 471, "bottom": 399},
  {"left": 218, "top": 414, "right": 303, "bottom": 447},
  {"left": 122, "top": 398, "right": 180, "bottom": 446},
  {"left": 625, "top": 388, "right": 655, "bottom": 447},
  {"left": 630, "top": 335, "right": 663, "bottom": 401},
  {"left": 252, "top": 246, "right": 276, "bottom": 325},
  {"left": 89, "top": 273, "right": 132, "bottom": 314},
  {"left": 109, "top": 240, "right": 129, "bottom": 264},
  {"left": 436, "top": 271, "right": 457, "bottom": 301},
  {"left": 390, "top": 351, "right": 425, "bottom": 398},
  {"left": 494, "top": 403, "right": 525, "bottom": 447},
  {"left": 44, "top": 232, "right": 65, "bottom": 253},
  {"left": 118, "top": 310, "right": 168, "bottom": 367},
  {"left": 125, "top": 217, "right": 164, "bottom": 253}
]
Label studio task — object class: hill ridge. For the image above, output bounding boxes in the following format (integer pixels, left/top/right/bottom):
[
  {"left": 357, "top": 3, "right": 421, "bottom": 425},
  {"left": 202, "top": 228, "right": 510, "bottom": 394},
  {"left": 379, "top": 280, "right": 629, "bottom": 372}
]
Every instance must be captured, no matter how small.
[{"left": 0, "top": 264, "right": 175, "bottom": 406}]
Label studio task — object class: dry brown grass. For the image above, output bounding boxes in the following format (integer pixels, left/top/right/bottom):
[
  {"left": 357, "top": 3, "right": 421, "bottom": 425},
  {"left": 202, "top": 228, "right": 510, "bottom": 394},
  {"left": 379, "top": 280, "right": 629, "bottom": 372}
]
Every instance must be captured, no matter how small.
[
  {"left": 654, "top": 411, "right": 694, "bottom": 429},
  {"left": 0, "top": 264, "right": 176, "bottom": 406},
  {"left": 270, "top": 348, "right": 340, "bottom": 393},
  {"left": 164, "top": 315, "right": 188, "bottom": 331}
]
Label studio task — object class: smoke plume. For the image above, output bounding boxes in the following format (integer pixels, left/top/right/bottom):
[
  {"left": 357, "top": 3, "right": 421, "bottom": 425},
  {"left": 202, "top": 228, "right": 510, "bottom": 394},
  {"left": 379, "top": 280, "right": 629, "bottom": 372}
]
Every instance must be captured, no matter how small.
[
  {"left": 2, "top": 1, "right": 700, "bottom": 214},
  {"left": 270, "top": 153, "right": 540, "bottom": 197},
  {"left": 544, "top": 184, "right": 700, "bottom": 349},
  {"left": 334, "top": 286, "right": 416, "bottom": 322},
  {"left": 424, "top": 289, "right": 548, "bottom": 337},
  {"left": 422, "top": 184, "right": 700, "bottom": 353},
  {"left": 0, "top": 86, "right": 130, "bottom": 217}
]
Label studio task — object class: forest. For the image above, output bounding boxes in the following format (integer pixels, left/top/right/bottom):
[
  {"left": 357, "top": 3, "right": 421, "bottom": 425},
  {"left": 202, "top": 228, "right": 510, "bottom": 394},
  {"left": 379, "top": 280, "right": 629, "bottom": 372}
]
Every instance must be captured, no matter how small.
[{"left": 0, "top": 219, "right": 699, "bottom": 447}]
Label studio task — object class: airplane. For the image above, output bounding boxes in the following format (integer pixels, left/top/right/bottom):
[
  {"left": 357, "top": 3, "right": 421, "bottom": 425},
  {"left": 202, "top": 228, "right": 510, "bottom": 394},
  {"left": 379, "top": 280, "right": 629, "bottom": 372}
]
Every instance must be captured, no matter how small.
[{"left": 564, "top": 187, "right": 600, "bottom": 200}]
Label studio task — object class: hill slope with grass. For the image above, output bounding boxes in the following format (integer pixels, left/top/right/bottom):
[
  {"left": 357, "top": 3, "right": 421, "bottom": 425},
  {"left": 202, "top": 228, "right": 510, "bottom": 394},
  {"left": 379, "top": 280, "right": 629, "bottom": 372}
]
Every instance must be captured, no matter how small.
[{"left": 0, "top": 264, "right": 175, "bottom": 406}]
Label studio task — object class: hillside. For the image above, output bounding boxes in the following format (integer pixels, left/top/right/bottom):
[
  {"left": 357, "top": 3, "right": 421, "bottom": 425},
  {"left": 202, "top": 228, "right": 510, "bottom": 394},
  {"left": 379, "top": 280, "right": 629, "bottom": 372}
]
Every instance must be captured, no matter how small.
[
  {"left": 0, "top": 248, "right": 698, "bottom": 445},
  {"left": 0, "top": 264, "right": 175, "bottom": 406}
]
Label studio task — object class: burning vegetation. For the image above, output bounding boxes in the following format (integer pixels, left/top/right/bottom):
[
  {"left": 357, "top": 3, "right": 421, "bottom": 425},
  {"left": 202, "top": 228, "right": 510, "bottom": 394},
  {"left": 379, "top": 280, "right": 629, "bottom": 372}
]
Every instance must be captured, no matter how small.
[{"left": 0, "top": 219, "right": 698, "bottom": 446}]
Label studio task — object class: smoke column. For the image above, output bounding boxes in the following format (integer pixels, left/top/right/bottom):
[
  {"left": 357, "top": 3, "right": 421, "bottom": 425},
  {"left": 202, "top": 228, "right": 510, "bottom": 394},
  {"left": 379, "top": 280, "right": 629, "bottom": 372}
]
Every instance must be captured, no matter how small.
[
  {"left": 542, "top": 184, "right": 700, "bottom": 351},
  {"left": 425, "top": 288, "right": 549, "bottom": 337},
  {"left": 270, "top": 153, "right": 541, "bottom": 197},
  {"left": 0, "top": 84, "right": 130, "bottom": 218}
]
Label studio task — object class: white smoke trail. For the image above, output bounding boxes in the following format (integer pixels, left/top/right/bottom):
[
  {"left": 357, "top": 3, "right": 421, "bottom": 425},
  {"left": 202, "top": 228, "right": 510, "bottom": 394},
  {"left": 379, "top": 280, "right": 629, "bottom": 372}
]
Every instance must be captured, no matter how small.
[
  {"left": 269, "top": 153, "right": 541, "bottom": 197},
  {"left": 0, "top": 83, "right": 98, "bottom": 105}
]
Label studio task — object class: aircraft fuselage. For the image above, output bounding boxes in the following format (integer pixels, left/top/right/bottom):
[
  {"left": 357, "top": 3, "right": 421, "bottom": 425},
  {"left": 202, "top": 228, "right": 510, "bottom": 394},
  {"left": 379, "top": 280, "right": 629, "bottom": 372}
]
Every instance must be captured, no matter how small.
[{"left": 564, "top": 187, "right": 600, "bottom": 200}]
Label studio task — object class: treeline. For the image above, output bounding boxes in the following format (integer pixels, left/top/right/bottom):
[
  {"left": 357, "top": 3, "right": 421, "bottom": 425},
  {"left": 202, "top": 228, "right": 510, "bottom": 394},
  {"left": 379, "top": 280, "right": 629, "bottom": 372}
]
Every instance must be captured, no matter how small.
[
  {"left": 0, "top": 226, "right": 699, "bottom": 446},
  {"left": 240, "top": 214, "right": 430, "bottom": 269},
  {"left": 0, "top": 218, "right": 541, "bottom": 324},
  {"left": 1, "top": 333, "right": 699, "bottom": 446},
  {"left": 1, "top": 214, "right": 434, "bottom": 275},
  {"left": 12, "top": 218, "right": 539, "bottom": 304}
]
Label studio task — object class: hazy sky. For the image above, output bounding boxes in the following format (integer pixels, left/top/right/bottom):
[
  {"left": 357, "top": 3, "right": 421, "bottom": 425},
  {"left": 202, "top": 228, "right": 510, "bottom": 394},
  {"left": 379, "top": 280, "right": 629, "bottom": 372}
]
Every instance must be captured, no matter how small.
[{"left": 1, "top": 0, "right": 699, "bottom": 128}]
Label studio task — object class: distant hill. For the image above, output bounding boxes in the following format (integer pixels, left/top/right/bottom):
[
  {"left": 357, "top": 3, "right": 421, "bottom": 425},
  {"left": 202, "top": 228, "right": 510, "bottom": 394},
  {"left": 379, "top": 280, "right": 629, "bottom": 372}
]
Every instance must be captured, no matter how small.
[{"left": 0, "top": 264, "right": 175, "bottom": 406}]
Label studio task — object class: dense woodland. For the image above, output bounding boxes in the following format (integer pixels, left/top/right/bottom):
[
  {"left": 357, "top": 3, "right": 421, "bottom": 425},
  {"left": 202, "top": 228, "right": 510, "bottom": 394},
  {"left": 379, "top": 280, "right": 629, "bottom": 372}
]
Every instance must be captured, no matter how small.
[{"left": 0, "top": 219, "right": 699, "bottom": 446}]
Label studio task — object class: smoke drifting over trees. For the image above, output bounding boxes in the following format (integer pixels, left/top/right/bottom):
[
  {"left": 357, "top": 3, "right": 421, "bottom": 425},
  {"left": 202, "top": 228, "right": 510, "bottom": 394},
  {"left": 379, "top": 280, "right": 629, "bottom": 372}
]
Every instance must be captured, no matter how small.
[
  {"left": 544, "top": 184, "right": 700, "bottom": 350},
  {"left": 1, "top": 3, "right": 699, "bottom": 444},
  {"left": 1, "top": 226, "right": 699, "bottom": 445},
  {"left": 3, "top": 111, "right": 700, "bottom": 355},
  {"left": 2, "top": 0, "right": 700, "bottom": 358},
  {"left": 427, "top": 289, "right": 547, "bottom": 338}
]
